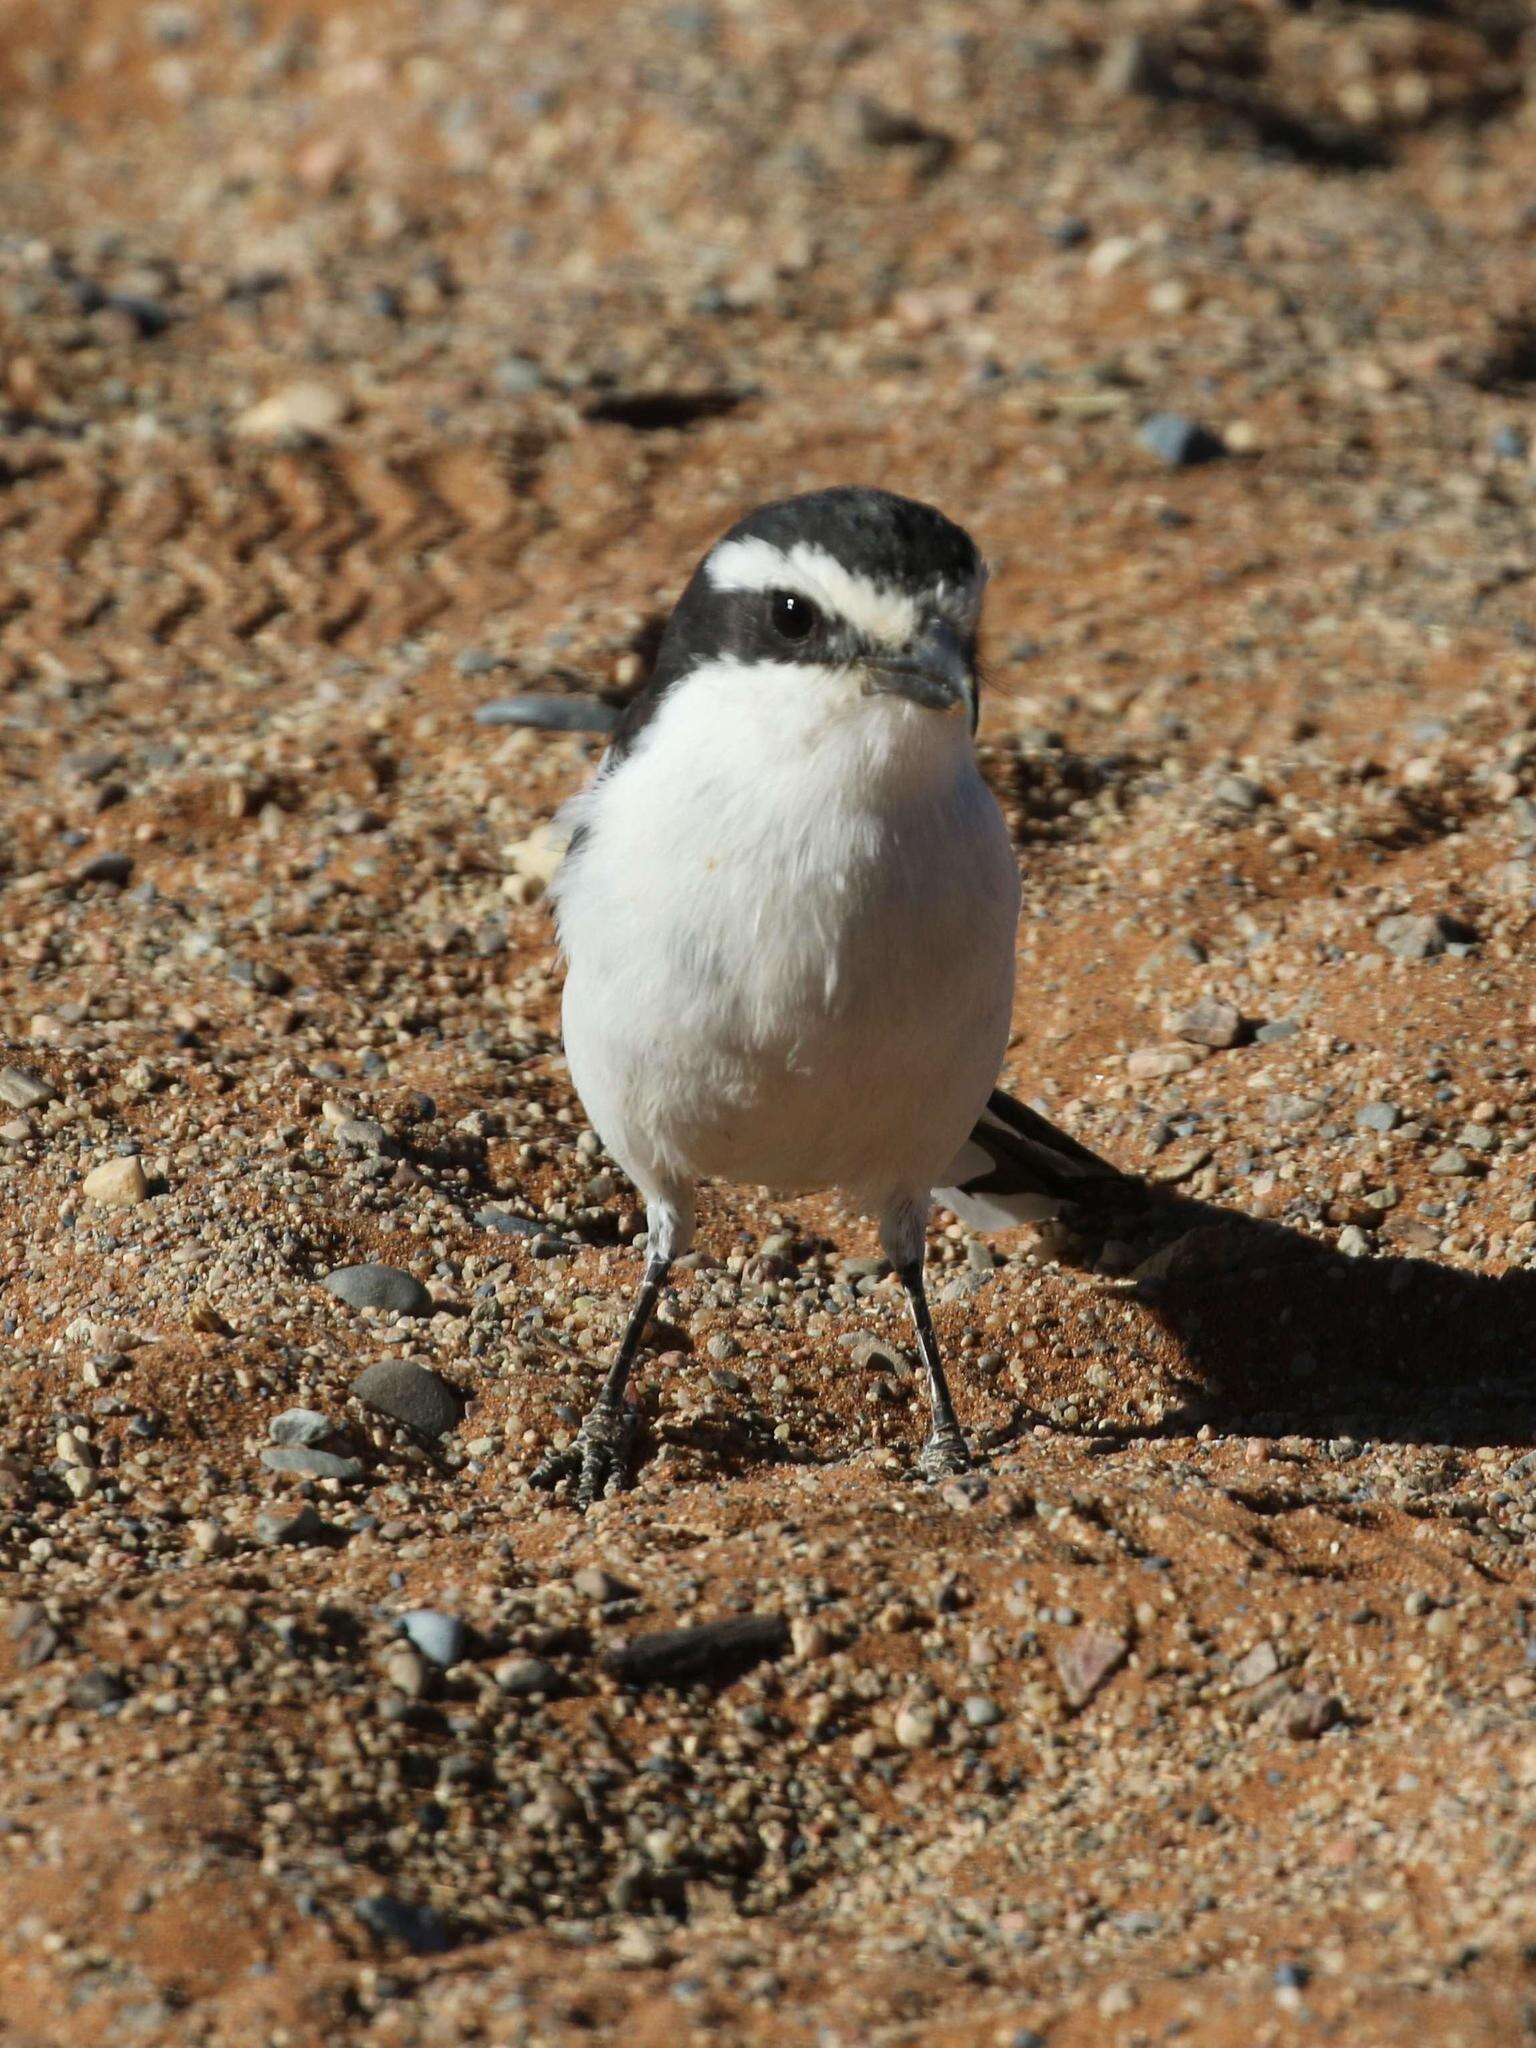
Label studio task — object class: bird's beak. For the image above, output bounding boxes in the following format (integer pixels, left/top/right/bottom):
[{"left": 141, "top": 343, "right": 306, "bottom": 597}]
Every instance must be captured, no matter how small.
[{"left": 862, "top": 618, "right": 973, "bottom": 716}]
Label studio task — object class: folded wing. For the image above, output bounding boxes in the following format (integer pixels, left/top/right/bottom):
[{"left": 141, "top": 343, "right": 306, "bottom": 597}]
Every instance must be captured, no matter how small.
[{"left": 938, "top": 1087, "right": 1133, "bottom": 1234}]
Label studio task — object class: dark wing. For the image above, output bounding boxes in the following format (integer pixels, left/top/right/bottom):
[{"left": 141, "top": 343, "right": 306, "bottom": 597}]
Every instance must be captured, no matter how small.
[{"left": 937, "top": 1088, "right": 1136, "bottom": 1232}]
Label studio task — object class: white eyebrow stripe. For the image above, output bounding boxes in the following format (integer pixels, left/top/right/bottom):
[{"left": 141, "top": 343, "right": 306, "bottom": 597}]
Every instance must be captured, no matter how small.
[{"left": 706, "top": 536, "right": 922, "bottom": 647}]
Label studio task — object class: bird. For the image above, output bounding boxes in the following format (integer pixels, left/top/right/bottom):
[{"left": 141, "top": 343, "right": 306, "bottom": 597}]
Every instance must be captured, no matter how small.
[{"left": 530, "top": 485, "right": 1128, "bottom": 1507}]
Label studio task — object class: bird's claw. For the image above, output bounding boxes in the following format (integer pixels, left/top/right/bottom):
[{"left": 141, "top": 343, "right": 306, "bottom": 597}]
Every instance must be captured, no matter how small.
[
  {"left": 529, "top": 1402, "right": 636, "bottom": 1509},
  {"left": 917, "top": 1420, "right": 973, "bottom": 1483}
]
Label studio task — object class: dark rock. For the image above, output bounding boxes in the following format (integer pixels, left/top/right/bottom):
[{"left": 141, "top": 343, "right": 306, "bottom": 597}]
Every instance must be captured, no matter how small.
[
  {"left": 355, "top": 1894, "right": 454, "bottom": 1955},
  {"left": 324, "top": 1263, "right": 434, "bottom": 1316},
  {"left": 1139, "top": 413, "right": 1226, "bottom": 467},
  {"left": 76, "top": 851, "right": 133, "bottom": 887},
  {"left": 68, "top": 1665, "right": 128, "bottom": 1710},
  {"left": 351, "top": 1358, "right": 464, "bottom": 1438},
  {"left": 474, "top": 1206, "right": 544, "bottom": 1236},
  {"left": 603, "top": 1614, "right": 789, "bottom": 1687}
]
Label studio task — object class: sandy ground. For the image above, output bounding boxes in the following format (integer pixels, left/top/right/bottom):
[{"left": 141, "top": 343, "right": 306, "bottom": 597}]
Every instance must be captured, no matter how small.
[{"left": 3, "top": 2, "right": 1536, "bottom": 2042}]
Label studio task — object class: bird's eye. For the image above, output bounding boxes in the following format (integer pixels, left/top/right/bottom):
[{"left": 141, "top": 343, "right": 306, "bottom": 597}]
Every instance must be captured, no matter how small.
[{"left": 769, "top": 590, "right": 818, "bottom": 642}]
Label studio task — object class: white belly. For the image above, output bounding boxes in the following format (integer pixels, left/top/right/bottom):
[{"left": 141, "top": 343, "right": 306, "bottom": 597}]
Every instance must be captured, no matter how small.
[{"left": 553, "top": 662, "right": 1020, "bottom": 1214}]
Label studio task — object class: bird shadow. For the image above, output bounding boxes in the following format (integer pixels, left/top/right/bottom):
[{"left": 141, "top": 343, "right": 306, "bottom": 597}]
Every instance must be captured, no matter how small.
[{"left": 1072, "top": 1195, "right": 1536, "bottom": 1453}]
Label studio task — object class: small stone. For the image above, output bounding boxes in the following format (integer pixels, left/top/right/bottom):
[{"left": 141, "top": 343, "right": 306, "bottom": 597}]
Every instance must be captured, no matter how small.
[
  {"left": 494, "top": 1654, "right": 558, "bottom": 1695},
  {"left": 268, "top": 1408, "right": 335, "bottom": 1448},
  {"left": 1403, "top": 1589, "right": 1435, "bottom": 1617},
  {"left": 63, "top": 1466, "right": 97, "bottom": 1501},
  {"left": 83, "top": 1156, "right": 149, "bottom": 1207},
  {"left": 68, "top": 1666, "right": 128, "bottom": 1711},
  {"left": 1139, "top": 413, "right": 1226, "bottom": 466},
  {"left": 260, "top": 1445, "right": 364, "bottom": 1482},
  {"left": 76, "top": 851, "right": 133, "bottom": 887},
  {"left": 254, "top": 1502, "right": 331, "bottom": 1547},
  {"left": 1429, "top": 1149, "right": 1474, "bottom": 1178},
  {"left": 790, "top": 1617, "right": 832, "bottom": 1661},
  {"left": 1375, "top": 911, "right": 1475, "bottom": 960},
  {"left": 383, "top": 1644, "right": 428, "bottom": 1697},
  {"left": 1170, "top": 997, "right": 1242, "bottom": 1049},
  {"left": 332, "top": 1117, "right": 395, "bottom": 1155},
  {"left": 474, "top": 693, "right": 618, "bottom": 733},
  {"left": 354, "top": 1895, "right": 452, "bottom": 1956},
  {"left": 1337, "top": 1225, "right": 1370, "bottom": 1258},
  {"left": 400, "top": 1609, "right": 465, "bottom": 1668},
  {"left": 189, "top": 1519, "right": 231, "bottom": 1558},
  {"left": 1284, "top": 1690, "right": 1342, "bottom": 1740},
  {"left": 1212, "top": 773, "right": 1268, "bottom": 812},
  {"left": 324, "top": 1264, "right": 434, "bottom": 1316},
  {"left": 1356, "top": 1101, "right": 1400, "bottom": 1134},
  {"left": 894, "top": 1699, "right": 939, "bottom": 1750},
  {"left": 1053, "top": 1625, "right": 1129, "bottom": 1709},
  {"left": 962, "top": 1694, "right": 1002, "bottom": 1728},
  {"left": 0, "top": 1067, "right": 55, "bottom": 1112},
  {"left": 1230, "top": 1640, "right": 1280, "bottom": 1690},
  {"left": 571, "top": 1565, "right": 637, "bottom": 1604},
  {"left": 351, "top": 1358, "right": 464, "bottom": 1439},
  {"left": 1253, "top": 1016, "right": 1300, "bottom": 1045},
  {"left": 0, "top": 1118, "right": 30, "bottom": 1145},
  {"left": 474, "top": 1206, "right": 542, "bottom": 1237},
  {"left": 603, "top": 1614, "right": 789, "bottom": 1687},
  {"left": 1126, "top": 1045, "right": 1203, "bottom": 1081},
  {"left": 236, "top": 380, "right": 350, "bottom": 444}
]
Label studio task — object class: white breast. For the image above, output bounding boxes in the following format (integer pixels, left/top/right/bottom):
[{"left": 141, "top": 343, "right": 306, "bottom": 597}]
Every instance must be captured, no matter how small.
[{"left": 553, "top": 657, "right": 1019, "bottom": 1214}]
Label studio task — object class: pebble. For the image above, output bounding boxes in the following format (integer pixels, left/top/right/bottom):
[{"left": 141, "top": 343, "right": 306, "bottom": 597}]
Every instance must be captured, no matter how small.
[
  {"left": 1126, "top": 1045, "right": 1203, "bottom": 1081},
  {"left": 351, "top": 1358, "right": 464, "bottom": 1439},
  {"left": 474, "top": 693, "right": 619, "bottom": 733},
  {"left": 254, "top": 1502, "right": 331, "bottom": 1547},
  {"left": 1357, "top": 1101, "right": 1400, "bottom": 1134},
  {"left": 1212, "top": 773, "right": 1268, "bottom": 811},
  {"left": 1284, "top": 1690, "right": 1343, "bottom": 1740},
  {"left": 1138, "top": 413, "right": 1226, "bottom": 466},
  {"left": 76, "top": 851, "right": 133, "bottom": 887},
  {"left": 962, "top": 1694, "right": 1002, "bottom": 1728},
  {"left": 1053, "top": 1626, "right": 1130, "bottom": 1709},
  {"left": 494, "top": 1654, "right": 559, "bottom": 1695},
  {"left": 400, "top": 1609, "right": 466, "bottom": 1668},
  {"left": 1170, "top": 997, "right": 1242, "bottom": 1049},
  {"left": 324, "top": 1263, "right": 434, "bottom": 1316},
  {"left": 1230, "top": 1640, "right": 1280, "bottom": 1689},
  {"left": 83, "top": 1156, "right": 149, "bottom": 1207},
  {"left": 236, "top": 379, "right": 350, "bottom": 443},
  {"left": 354, "top": 1895, "right": 453, "bottom": 1956},
  {"left": 1337, "top": 1225, "right": 1370, "bottom": 1258},
  {"left": 268, "top": 1408, "right": 335, "bottom": 1449},
  {"left": 603, "top": 1614, "right": 789, "bottom": 1687},
  {"left": 1429, "top": 1149, "right": 1473, "bottom": 1177},
  {"left": 0, "top": 1067, "right": 56, "bottom": 1111},
  {"left": 260, "top": 1445, "right": 364, "bottom": 1482},
  {"left": 474, "top": 1206, "right": 543, "bottom": 1237},
  {"left": 1375, "top": 911, "right": 1475, "bottom": 960},
  {"left": 571, "top": 1565, "right": 638, "bottom": 1603},
  {"left": 383, "top": 1644, "right": 429, "bottom": 1698},
  {"left": 894, "top": 1699, "right": 940, "bottom": 1750}
]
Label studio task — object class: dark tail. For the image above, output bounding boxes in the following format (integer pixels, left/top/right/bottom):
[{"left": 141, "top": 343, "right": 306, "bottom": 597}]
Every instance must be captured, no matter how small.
[{"left": 936, "top": 1087, "right": 1137, "bottom": 1233}]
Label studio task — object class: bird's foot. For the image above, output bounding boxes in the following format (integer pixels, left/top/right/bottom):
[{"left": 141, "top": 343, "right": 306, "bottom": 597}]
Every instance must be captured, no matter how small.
[
  {"left": 917, "top": 1420, "right": 973, "bottom": 1483},
  {"left": 529, "top": 1402, "right": 636, "bottom": 1509}
]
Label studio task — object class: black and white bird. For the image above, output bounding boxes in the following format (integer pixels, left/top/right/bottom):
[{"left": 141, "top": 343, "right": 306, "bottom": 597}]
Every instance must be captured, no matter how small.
[{"left": 532, "top": 486, "right": 1128, "bottom": 1506}]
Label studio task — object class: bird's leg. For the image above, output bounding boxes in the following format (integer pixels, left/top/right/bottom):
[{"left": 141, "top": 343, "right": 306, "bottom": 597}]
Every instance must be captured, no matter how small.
[
  {"left": 530, "top": 1255, "right": 669, "bottom": 1507},
  {"left": 897, "top": 1259, "right": 973, "bottom": 1481}
]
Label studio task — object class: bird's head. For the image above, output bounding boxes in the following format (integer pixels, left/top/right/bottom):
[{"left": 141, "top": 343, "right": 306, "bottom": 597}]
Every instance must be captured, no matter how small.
[{"left": 613, "top": 487, "right": 987, "bottom": 763}]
